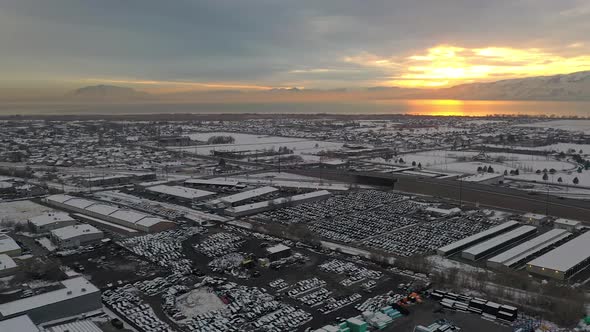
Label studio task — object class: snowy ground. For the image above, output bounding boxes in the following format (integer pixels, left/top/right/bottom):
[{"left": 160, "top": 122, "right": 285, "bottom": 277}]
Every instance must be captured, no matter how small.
[
  {"left": 0, "top": 200, "right": 54, "bottom": 225},
  {"left": 179, "top": 132, "right": 345, "bottom": 162},
  {"left": 176, "top": 288, "right": 226, "bottom": 317},
  {"left": 484, "top": 142, "right": 590, "bottom": 154},
  {"left": 516, "top": 119, "right": 590, "bottom": 134}
]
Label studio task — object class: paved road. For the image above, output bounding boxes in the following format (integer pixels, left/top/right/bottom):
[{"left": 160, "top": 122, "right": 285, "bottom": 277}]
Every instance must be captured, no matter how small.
[{"left": 292, "top": 169, "right": 590, "bottom": 223}]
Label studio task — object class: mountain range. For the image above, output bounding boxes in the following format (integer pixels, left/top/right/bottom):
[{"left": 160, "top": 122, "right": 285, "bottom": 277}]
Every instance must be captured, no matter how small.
[{"left": 66, "top": 71, "right": 590, "bottom": 102}]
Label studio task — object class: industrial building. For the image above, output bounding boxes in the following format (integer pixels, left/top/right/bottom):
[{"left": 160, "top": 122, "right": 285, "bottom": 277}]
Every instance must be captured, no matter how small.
[
  {"left": 461, "top": 225, "right": 537, "bottom": 261},
  {"left": 224, "top": 190, "right": 331, "bottom": 217},
  {"left": 0, "top": 315, "right": 39, "bottom": 332},
  {"left": 486, "top": 229, "right": 571, "bottom": 269},
  {"left": 437, "top": 220, "right": 520, "bottom": 256},
  {"left": 0, "top": 254, "right": 18, "bottom": 277},
  {"left": 266, "top": 244, "right": 291, "bottom": 261},
  {"left": 207, "top": 186, "right": 278, "bottom": 208},
  {"left": 527, "top": 231, "right": 590, "bottom": 280},
  {"left": 81, "top": 173, "right": 156, "bottom": 187},
  {"left": 146, "top": 184, "right": 215, "bottom": 202},
  {"left": 553, "top": 218, "right": 582, "bottom": 232},
  {"left": 50, "top": 224, "right": 104, "bottom": 249},
  {"left": 460, "top": 173, "right": 504, "bottom": 185},
  {"left": 28, "top": 212, "right": 76, "bottom": 233},
  {"left": 0, "top": 235, "right": 21, "bottom": 257},
  {"left": 0, "top": 277, "right": 101, "bottom": 324},
  {"left": 45, "top": 194, "right": 175, "bottom": 233},
  {"left": 184, "top": 178, "right": 242, "bottom": 188}
]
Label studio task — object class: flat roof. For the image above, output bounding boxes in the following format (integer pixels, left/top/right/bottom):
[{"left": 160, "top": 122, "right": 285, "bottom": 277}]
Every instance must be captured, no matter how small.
[
  {"left": 461, "top": 173, "right": 503, "bottom": 182},
  {"left": 47, "top": 319, "right": 102, "bottom": 332},
  {"left": 487, "top": 229, "right": 571, "bottom": 267},
  {"left": 50, "top": 224, "right": 103, "bottom": 240},
  {"left": 527, "top": 231, "right": 590, "bottom": 272},
  {"left": 185, "top": 178, "right": 240, "bottom": 187},
  {"left": 29, "top": 212, "right": 74, "bottom": 227},
  {"left": 0, "top": 235, "right": 20, "bottom": 254},
  {"left": 0, "top": 315, "right": 38, "bottom": 332},
  {"left": 437, "top": 220, "right": 519, "bottom": 255},
  {"left": 554, "top": 218, "right": 581, "bottom": 226},
  {"left": 218, "top": 186, "right": 277, "bottom": 204},
  {"left": 227, "top": 190, "right": 331, "bottom": 214},
  {"left": 463, "top": 226, "right": 536, "bottom": 257},
  {"left": 147, "top": 185, "right": 215, "bottom": 200},
  {"left": 267, "top": 244, "right": 290, "bottom": 254},
  {"left": 0, "top": 254, "right": 17, "bottom": 270},
  {"left": 0, "top": 277, "right": 99, "bottom": 318}
]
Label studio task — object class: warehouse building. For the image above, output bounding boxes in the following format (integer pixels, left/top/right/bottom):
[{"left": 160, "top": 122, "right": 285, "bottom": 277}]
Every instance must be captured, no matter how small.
[
  {"left": 29, "top": 212, "right": 76, "bottom": 233},
  {"left": 50, "top": 224, "right": 104, "bottom": 249},
  {"left": 0, "top": 315, "right": 38, "bottom": 332},
  {"left": 0, "top": 235, "right": 21, "bottom": 257},
  {"left": 81, "top": 173, "right": 156, "bottom": 187},
  {"left": 0, "top": 254, "right": 18, "bottom": 277},
  {"left": 184, "top": 178, "right": 242, "bottom": 188},
  {"left": 266, "top": 244, "right": 292, "bottom": 261},
  {"left": 553, "top": 218, "right": 582, "bottom": 232},
  {"left": 224, "top": 190, "right": 331, "bottom": 217},
  {"left": 0, "top": 277, "right": 101, "bottom": 324},
  {"left": 207, "top": 186, "right": 278, "bottom": 208},
  {"left": 146, "top": 185, "right": 215, "bottom": 202},
  {"left": 45, "top": 194, "right": 175, "bottom": 233},
  {"left": 437, "top": 220, "right": 520, "bottom": 256},
  {"left": 527, "top": 231, "right": 590, "bottom": 280},
  {"left": 461, "top": 225, "right": 537, "bottom": 261},
  {"left": 487, "top": 229, "right": 571, "bottom": 269}
]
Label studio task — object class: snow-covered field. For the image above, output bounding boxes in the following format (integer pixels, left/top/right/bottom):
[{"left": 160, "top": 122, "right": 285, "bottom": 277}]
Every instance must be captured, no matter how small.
[
  {"left": 0, "top": 200, "right": 54, "bottom": 224},
  {"left": 182, "top": 132, "right": 345, "bottom": 162},
  {"left": 176, "top": 288, "right": 226, "bottom": 317},
  {"left": 516, "top": 119, "right": 590, "bottom": 134},
  {"left": 484, "top": 142, "right": 590, "bottom": 154}
]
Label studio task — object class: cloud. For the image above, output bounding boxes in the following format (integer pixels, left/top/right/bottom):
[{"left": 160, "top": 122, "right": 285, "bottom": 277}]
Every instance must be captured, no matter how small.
[{"left": 343, "top": 45, "right": 590, "bottom": 87}]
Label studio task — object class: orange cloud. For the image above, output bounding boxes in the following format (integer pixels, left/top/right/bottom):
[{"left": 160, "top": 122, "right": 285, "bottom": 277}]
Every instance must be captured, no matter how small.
[{"left": 344, "top": 45, "right": 590, "bottom": 87}]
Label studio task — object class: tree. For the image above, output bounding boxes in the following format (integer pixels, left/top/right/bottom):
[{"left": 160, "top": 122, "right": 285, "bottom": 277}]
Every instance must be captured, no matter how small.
[
  {"left": 477, "top": 166, "right": 483, "bottom": 172},
  {"left": 398, "top": 158, "right": 404, "bottom": 164},
  {"left": 417, "top": 162, "right": 422, "bottom": 169},
  {"left": 542, "top": 173, "right": 548, "bottom": 181},
  {"left": 557, "top": 177, "right": 563, "bottom": 183},
  {"left": 573, "top": 177, "right": 579, "bottom": 185},
  {"left": 487, "top": 166, "right": 494, "bottom": 173},
  {"left": 503, "top": 170, "right": 508, "bottom": 176},
  {"left": 412, "top": 161, "right": 416, "bottom": 166},
  {"left": 218, "top": 158, "right": 226, "bottom": 167},
  {"left": 514, "top": 169, "right": 520, "bottom": 175}
]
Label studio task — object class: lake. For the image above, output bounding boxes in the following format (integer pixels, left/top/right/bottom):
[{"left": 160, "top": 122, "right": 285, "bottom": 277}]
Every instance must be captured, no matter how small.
[{"left": 0, "top": 100, "right": 589, "bottom": 117}]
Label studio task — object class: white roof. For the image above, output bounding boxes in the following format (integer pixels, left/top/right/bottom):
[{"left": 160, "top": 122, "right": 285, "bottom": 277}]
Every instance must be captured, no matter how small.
[
  {"left": 528, "top": 231, "right": 590, "bottom": 272},
  {"left": 109, "top": 209, "right": 145, "bottom": 223},
  {"left": 463, "top": 226, "right": 537, "bottom": 257},
  {"left": 0, "top": 235, "right": 20, "bottom": 254},
  {"left": 47, "top": 319, "right": 102, "bottom": 332},
  {"left": 267, "top": 244, "right": 290, "bottom": 254},
  {"left": 0, "top": 277, "right": 99, "bottom": 317},
  {"left": 438, "top": 220, "right": 519, "bottom": 254},
  {"left": 461, "top": 173, "right": 503, "bottom": 182},
  {"left": 0, "top": 254, "right": 17, "bottom": 270},
  {"left": 554, "top": 218, "right": 581, "bottom": 226},
  {"left": 487, "top": 229, "right": 571, "bottom": 267},
  {"left": 50, "top": 224, "right": 103, "bottom": 240},
  {"left": 426, "top": 207, "right": 461, "bottom": 215},
  {"left": 85, "top": 204, "right": 119, "bottom": 215},
  {"left": 228, "top": 190, "right": 331, "bottom": 214},
  {"left": 185, "top": 178, "right": 240, "bottom": 187},
  {"left": 66, "top": 198, "right": 95, "bottom": 209},
  {"left": 147, "top": 185, "right": 214, "bottom": 200},
  {"left": 136, "top": 217, "right": 167, "bottom": 228},
  {"left": 523, "top": 213, "right": 546, "bottom": 220},
  {"left": 219, "top": 186, "right": 278, "bottom": 204},
  {"left": 46, "top": 194, "right": 75, "bottom": 204},
  {"left": 29, "top": 212, "right": 74, "bottom": 227},
  {"left": 0, "top": 315, "right": 38, "bottom": 332}
]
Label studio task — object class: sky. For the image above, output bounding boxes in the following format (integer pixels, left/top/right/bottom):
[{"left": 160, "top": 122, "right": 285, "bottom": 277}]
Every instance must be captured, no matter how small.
[{"left": 1, "top": 0, "right": 590, "bottom": 97}]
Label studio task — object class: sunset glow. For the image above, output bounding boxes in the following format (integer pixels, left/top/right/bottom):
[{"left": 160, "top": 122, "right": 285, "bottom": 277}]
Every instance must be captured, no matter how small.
[{"left": 345, "top": 45, "right": 590, "bottom": 88}]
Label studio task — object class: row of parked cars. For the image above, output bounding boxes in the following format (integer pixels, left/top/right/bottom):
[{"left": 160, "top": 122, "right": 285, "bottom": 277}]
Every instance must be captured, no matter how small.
[
  {"left": 102, "top": 286, "right": 174, "bottom": 332},
  {"left": 194, "top": 232, "right": 245, "bottom": 258},
  {"left": 287, "top": 277, "right": 327, "bottom": 298},
  {"left": 257, "top": 190, "right": 407, "bottom": 225},
  {"left": 362, "top": 214, "right": 501, "bottom": 256},
  {"left": 318, "top": 259, "right": 383, "bottom": 282},
  {"left": 318, "top": 293, "right": 363, "bottom": 314}
]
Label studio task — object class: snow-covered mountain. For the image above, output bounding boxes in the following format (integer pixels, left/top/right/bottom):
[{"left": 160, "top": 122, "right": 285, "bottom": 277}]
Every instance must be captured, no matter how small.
[{"left": 429, "top": 71, "right": 590, "bottom": 100}]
